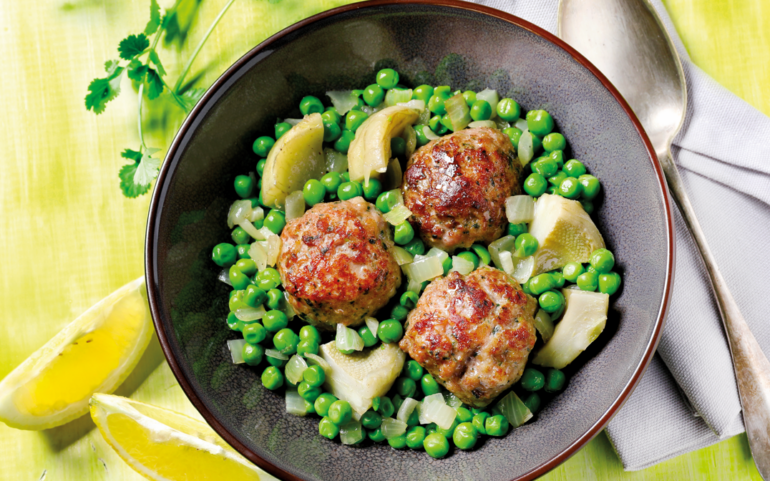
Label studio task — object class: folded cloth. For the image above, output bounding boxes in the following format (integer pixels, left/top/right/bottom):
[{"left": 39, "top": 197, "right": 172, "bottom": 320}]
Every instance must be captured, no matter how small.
[{"left": 469, "top": 0, "right": 770, "bottom": 470}]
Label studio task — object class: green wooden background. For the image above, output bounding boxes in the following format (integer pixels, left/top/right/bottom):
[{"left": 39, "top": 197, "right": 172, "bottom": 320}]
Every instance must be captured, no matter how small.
[{"left": 0, "top": 0, "right": 767, "bottom": 479}]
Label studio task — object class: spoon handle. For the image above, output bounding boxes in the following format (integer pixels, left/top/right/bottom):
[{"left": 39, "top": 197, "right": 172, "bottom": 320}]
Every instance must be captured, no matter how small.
[{"left": 659, "top": 151, "right": 770, "bottom": 477}]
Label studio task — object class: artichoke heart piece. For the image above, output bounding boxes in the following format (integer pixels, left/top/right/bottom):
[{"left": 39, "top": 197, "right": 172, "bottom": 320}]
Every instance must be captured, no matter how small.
[
  {"left": 347, "top": 106, "right": 420, "bottom": 184},
  {"left": 529, "top": 194, "right": 605, "bottom": 275},
  {"left": 261, "top": 113, "right": 326, "bottom": 209},
  {"left": 318, "top": 341, "right": 405, "bottom": 416},
  {"left": 532, "top": 288, "right": 609, "bottom": 369}
]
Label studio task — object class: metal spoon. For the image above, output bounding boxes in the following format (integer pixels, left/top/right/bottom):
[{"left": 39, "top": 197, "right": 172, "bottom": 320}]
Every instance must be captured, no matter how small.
[{"left": 558, "top": 0, "right": 770, "bottom": 476}]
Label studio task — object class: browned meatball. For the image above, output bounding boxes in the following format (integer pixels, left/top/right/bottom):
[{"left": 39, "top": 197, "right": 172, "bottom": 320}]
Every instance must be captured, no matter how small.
[
  {"left": 399, "top": 267, "right": 537, "bottom": 407},
  {"left": 278, "top": 197, "right": 401, "bottom": 331},
  {"left": 402, "top": 127, "right": 523, "bottom": 252}
]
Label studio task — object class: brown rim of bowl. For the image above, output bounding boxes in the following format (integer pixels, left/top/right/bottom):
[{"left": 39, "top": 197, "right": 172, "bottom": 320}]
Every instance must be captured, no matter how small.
[{"left": 145, "top": 1, "right": 675, "bottom": 479}]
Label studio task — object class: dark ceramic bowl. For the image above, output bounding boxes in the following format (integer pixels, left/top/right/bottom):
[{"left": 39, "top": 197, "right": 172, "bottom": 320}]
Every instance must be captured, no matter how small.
[{"left": 146, "top": 1, "right": 674, "bottom": 479}]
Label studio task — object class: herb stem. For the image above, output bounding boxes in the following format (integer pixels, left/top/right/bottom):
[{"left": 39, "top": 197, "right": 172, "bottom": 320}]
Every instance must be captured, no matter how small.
[
  {"left": 173, "top": 0, "right": 237, "bottom": 93},
  {"left": 161, "top": 78, "right": 190, "bottom": 111},
  {"left": 137, "top": 83, "right": 146, "bottom": 149}
]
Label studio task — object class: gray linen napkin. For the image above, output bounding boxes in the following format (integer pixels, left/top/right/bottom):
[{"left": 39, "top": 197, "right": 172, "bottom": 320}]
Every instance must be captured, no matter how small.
[{"left": 468, "top": 0, "right": 770, "bottom": 470}]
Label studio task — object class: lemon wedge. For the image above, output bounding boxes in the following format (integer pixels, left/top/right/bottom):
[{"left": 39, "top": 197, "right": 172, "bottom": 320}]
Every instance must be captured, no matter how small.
[
  {"left": 0, "top": 277, "right": 153, "bottom": 430},
  {"left": 90, "top": 393, "right": 277, "bottom": 481}
]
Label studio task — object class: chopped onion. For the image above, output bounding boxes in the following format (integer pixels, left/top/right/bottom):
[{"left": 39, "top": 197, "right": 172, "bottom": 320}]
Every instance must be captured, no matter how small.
[
  {"left": 496, "top": 391, "right": 532, "bottom": 428},
  {"left": 380, "top": 417, "right": 407, "bottom": 439},
  {"left": 418, "top": 108, "right": 431, "bottom": 125},
  {"left": 385, "top": 88, "right": 413, "bottom": 107},
  {"left": 407, "top": 277, "right": 424, "bottom": 293},
  {"left": 283, "top": 118, "right": 302, "bottom": 126},
  {"left": 303, "top": 352, "right": 330, "bottom": 373},
  {"left": 234, "top": 305, "right": 266, "bottom": 322},
  {"left": 266, "top": 234, "right": 281, "bottom": 267},
  {"left": 443, "top": 392, "right": 462, "bottom": 408},
  {"left": 324, "top": 148, "right": 349, "bottom": 173},
  {"left": 227, "top": 200, "right": 252, "bottom": 229},
  {"left": 365, "top": 317, "right": 380, "bottom": 338},
  {"left": 423, "top": 402, "right": 457, "bottom": 430},
  {"left": 506, "top": 195, "right": 535, "bottom": 224},
  {"left": 518, "top": 131, "right": 534, "bottom": 166},
  {"left": 218, "top": 268, "right": 232, "bottom": 286},
  {"left": 238, "top": 219, "right": 261, "bottom": 240},
  {"left": 488, "top": 235, "right": 516, "bottom": 268},
  {"left": 248, "top": 242, "right": 267, "bottom": 272},
  {"left": 285, "top": 355, "right": 308, "bottom": 385},
  {"left": 418, "top": 393, "right": 450, "bottom": 424},
  {"left": 265, "top": 349, "right": 289, "bottom": 361},
  {"left": 382, "top": 157, "right": 402, "bottom": 190},
  {"left": 227, "top": 339, "right": 247, "bottom": 364},
  {"left": 450, "top": 256, "right": 474, "bottom": 275},
  {"left": 383, "top": 204, "right": 412, "bottom": 226},
  {"left": 397, "top": 99, "right": 425, "bottom": 111},
  {"left": 423, "top": 126, "right": 440, "bottom": 141},
  {"left": 403, "top": 255, "right": 443, "bottom": 283},
  {"left": 391, "top": 246, "right": 414, "bottom": 266},
  {"left": 284, "top": 190, "right": 305, "bottom": 221},
  {"left": 249, "top": 206, "right": 265, "bottom": 223},
  {"left": 257, "top": 226, "right": 276, "bottom": 241},
  {"left": 514, "top": 118, "right": 528, "bottom": 132},
  {"left": 468, "top": 120, "right": 497, "bottom": 129},
  {"left": 336, "top": 323, "right": 364, "bottom": 353},
  {"left": 361, "top": 104, "right": 385, "bottom": 115},
  {"left": 403, "top": 125, "right": 417, "bottom": 158},
  {"left": 326, "top": 90, "right": 358, "bottom": 115},
  {"left": 512, "top": 256, "right": 535, "bottom": 284},
  {"left": 397, "top": 397, "right": 420, "bottom": 424},
  {"left": 281, "top": 291, "right": 296, "bottom": 319},
  {"left": 445, "top": 93, "right": 471, "bottom": 131},
  {"left": 340, "top": 419, "right": 364, "bottom": 445},
  {"left": 425, "top": 247, "right": 449, "bottom": 264},
  {"left": 286, "top": 388, "right": 309, "bottom": 416},
  {"left": 476, "top": 89, "right": 499, "bottom": 118},
  {"left": 533, "top": 308, "right": 554, "bottom": 342},
  {"left": 499, "top": 251, "right": 515, "bottom": 275},
  {"left": 387, "top": 189, "right": 404, "bottom": 207},
  {"left": 494, "top": 118, "right": 511, "bottom": 130}
]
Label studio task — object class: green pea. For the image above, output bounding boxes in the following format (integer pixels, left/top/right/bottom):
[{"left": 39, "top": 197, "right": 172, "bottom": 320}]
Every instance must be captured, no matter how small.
[
  {"left": 549, "top": 171, "right": 567, "bottom": 187},
  {"left": 599, "top": 272, "right": 622, "bottom": 295},
  {"left": 421, "top": 373, "right": 441, "bottom": 396},
  {"left": 434, "top": 86, "right": 451, "bottom": 97},
  {"left": 299, "top": 96, "right": 324, "bottom": 115},
  {"left": 229, "top": 290, "right": 248, "bottom": 312},
  {"left": 233, "top": 175, "right": 254, "bottom": 199},
  {"left": 542, "top": 132, "right": 566, "bottom": 152},
  {"left": 241, "top": 343, "right": 264, "bottom": 366},
  {"left": 471, "top": 244, "right": 491, "bottom": 266},
  {"left": 529, "top": 273, "right": 556, "bottom": 295},
  {"left": 228, "top": 265, "right": 250, "bottom": 290},
  {"left": 452, "top": 422, "right": 478, "bottom": 450},
  {"left": 358, "top": 325, "right": 378, "bottom": 348},
  {"left": 549, "top": 149, "right": 565, "bottom": 168},
  {"left": 273, "top": 328, "right": 299, "bottom": 355},
  {"left": 507, "top": 223, "right": 528, "bottom": 237},
  {"left": 243, "top": 323, "right": 267, "bottom": 345},
  {"left": 532, "top": 158, "right": 559, "bottom": 178},
  {"left": 345, "top": 110, "right": 369, "bottom": 132},
  {"left": 299, "top": 179, "right": 323, "bottom": 207},
  {"left": 545, "top": 368, "right": 566, "bottom": 393},
  {"left": 562, "top": 262, "right": 585, "bottom": 282},
  {"left": 411, "top": 84, "right": 433, "bottom": 102},
  {"left": 377, "top": 396, "right": 395, "bottom": 417},
  {"left": 256, "top": 159, "right": 267, "bottom": 177},
  {"left": 212, "top": 243, "right": 237, "bottom": 267},
  {"left": 404, "top": 237, "right": 425, "bottom": 256},
  {"left": 368, "top": 427, "right": 386, "bottom": 442},
  {"left": 485, "top": 414, "right": 509, "bottom": 437},
  {"left": 252, "top": 136, "right": 275, "bottom": 157},
  {"left": 563, "top": 159, "right": 587, "bottom": 178},
  {"left": 400, "top": 291, "right": 419, "bottom": 309},
  {"left": 391, "top": 305, "right": 409, "bottom": 322},
  {"left": 531, "top": 134, "right": 543, "bottom": 155},
  {"left": 459, "top": 90, "right": 475, "bottom": 106},
  {"left": 504, "top": 127, "right": 523, "bottom": 148},
  {"left": 297, "top": 339, "right": 319, "bottom": 356},
  {"left": 317, "top": 173, "right": 340, "bottom": 198},
  {"left": 264, "top": 209, "right": 286, "bottom": 235},
  {"left": 394, "top": 377, "right": 417, "bottom": 398},
  {"left": 590, "top": 248, "right": 615, "bottom": 273},
  {"left": 579, "top": 174, "right": 601, "bottom": 200},
  {"left": 236, "top": 244, "right": 251, "bottom": 260},
  {"left": 581, "top": 199, "right": 595, "bottom": 215},
  {"left": 391, "top": 394, "right": 404, "bottom": 412},
  {"left": 261, "top": 366, "right": 284, "bottom": 390},
  {"left": 376, "top": 68, "right": 399, "bottom": 89},
  {"left": 362, "top": 178, "right": 383, "bottom": 201},
  {"left": 300, "top": 365, "right": 325, "bottom": 388},
  {"left": 337, "top": 181, "right": 363, "bottom": 201},
  {"left": 472, "top": 412, "right": 489, "bottom": 435},
  {"left": 441, "top": 255, "right": 454, "bottom": 275},
  {"left": 362, "top": 84, "right": 385, "bottom": 106},
  {"left": 259, "top": 267, "right": 281, "bottom": 285},
  {"left": 314, "top": 393, "right": 337, "bottom": 416},
  {"left": 539, "top": 290, "right": 565, "bottom": 313},
  {"left": 393, "top": 222, "right": 414, "bottom": 245},
  {"left": 321, "top": 109, "right": 341, "bottom": 126},
  {"left": 424, "top": 433, "right": 449, "bottom": 458},
  {"left": 414, "top": 124, "right": 431, "bottom": 146},
  {"left": 586, "top": 265, "right": 598, "bottom": 274},
  {"left": 470, "top": 100, "right": 492, "bottom": 121},
  {"left": 523, "top": 392, "right": 541, "bottom": 413},
  {"left": 577, "top": 271, "right": 599, "bottom": 291},
  {"left": 378, "top": 319, "right": 404, "bottom": 343},
  {"left": 455, "top": 406, "right": 473, "bottom": 423},
  {"left": 328, "top": 400, "right": 353, "bottom": 425},
  {"left": 234, "top": 259, "right": 256, "bottom": 278},
  {"left": 374, "top": 190, "right": 395, "bottom": 214},
  {"left": 262, "top": 289, "right": 280, "bottom": 310},
  {"left": 387, "top": 433, "right": 407, "bottom": 449},
  {"left": 231, "top": 227, "right": 251, "bottom": 245},
  {"left": 455, "top": 251, "right": 479, "bottom": 270},
  {"left": 274, "top": 122, "right": 292, "bottom": 140},
  {"left": 334, "top": 130, "right": 356, "bottom": 153},
  {"left": 320, "top": 119, "right": 341, "bottom": 142},
  {"left": 496, "top": 98, "right": 520, "bottom": 121},
  {"left": 428, "top": 115, "right": 448, "bottom": 135},
  {"left": 297, "top": 381, "right": 321, "bottom": 402},
  {"left": 319, "top": 416, "right": 339, "bottom": 439},
  {"left": 428, "top": 94, "right": 447, "bottom": 115},
  {"left": 558, "top": 177, "right": 583, "bottom": 199},
  {"left": 406, "top": 426, "right": 426, "bottom": 450},
  {"left": 436, "top": 418, "right": 458, "bottom": 438},
  {"left": 524, "top": 173, "right": 547, "bottom": 197},
  {"left": 521, "top": 367, "right": 545, "bottom": 391},
  {"left": 266, "top": 353, "right": 286, "bottom": 367},
  {"left": 299, "top": 325, "right": 321, "bottom": 345},
  {"left": 226, "top": 312, "right": 240, "bottom": 331},
  {"left": 262, "top": 309, "right": 288, "bottom": 332},
  {"left": 404, "top": 360, "right": 423, "bottom": 381},
  {"left": 526, "top": 110, "right": 554, "bottom": 136},
  {"left": 348, "top": 410, "right": 377, "bottom": 432},
  {"left": 521, "top": 279, "right": 533, "bottom": 296},
  {"left": 514, "top": 233, "right": 539, "bottom": 258}
]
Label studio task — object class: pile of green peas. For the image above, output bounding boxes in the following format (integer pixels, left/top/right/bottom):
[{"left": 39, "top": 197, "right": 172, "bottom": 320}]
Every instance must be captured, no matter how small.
[{"left": 212, "top": 66, "right": 621, "bottom": 457}]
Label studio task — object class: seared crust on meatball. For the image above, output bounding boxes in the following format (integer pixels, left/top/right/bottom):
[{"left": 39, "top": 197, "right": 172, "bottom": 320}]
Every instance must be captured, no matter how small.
[
  {"left": 278, "top": 197, "right": 401, "bottom": 330},
  {"left": 403, "top": 127, "right": 523, "bottom": 252},
  {"left": 399, "top": 267, "right": 537, "bottom": 407}
]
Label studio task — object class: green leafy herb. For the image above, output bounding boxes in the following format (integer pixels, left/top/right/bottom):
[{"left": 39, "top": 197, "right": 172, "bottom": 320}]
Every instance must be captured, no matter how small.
[{"left": 118, "top": 34, "right": 150, "bottom": 60}]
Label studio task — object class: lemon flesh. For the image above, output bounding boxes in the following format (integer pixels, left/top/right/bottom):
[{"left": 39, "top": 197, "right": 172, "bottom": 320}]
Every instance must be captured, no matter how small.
[
  {"left": 90, "top": 393, "right": 277, "bottom": 481},
  {"left": 532, "top": 288, "right": 609, "bottom": 369},
  {"left": 261, "top": 113, "right": 325, "bottom": 209},
  {"left": 0, "top": 277, "right": 153, "bottom": 430},
  {"left": 529, "top": 194, "right": 605, "bottom": 275},
  {"left": 319, "top": 341, "right": 405, "bottom": 416}
]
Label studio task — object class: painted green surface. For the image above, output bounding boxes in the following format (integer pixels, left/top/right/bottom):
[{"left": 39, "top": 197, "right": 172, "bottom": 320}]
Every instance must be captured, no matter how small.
[{"left": 0, "top": 0, "right": 766, "bottom": 479}]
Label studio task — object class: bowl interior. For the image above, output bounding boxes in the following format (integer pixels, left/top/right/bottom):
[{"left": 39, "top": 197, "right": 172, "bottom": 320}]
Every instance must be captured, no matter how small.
[{"left": 146, "top": 3, "right": 671, "bottom": 480}]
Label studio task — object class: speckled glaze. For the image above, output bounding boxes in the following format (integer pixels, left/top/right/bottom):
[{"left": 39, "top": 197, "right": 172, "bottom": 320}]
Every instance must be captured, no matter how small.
[{"left": 145, "top": 2, "right": 674, "bottom": 480}]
